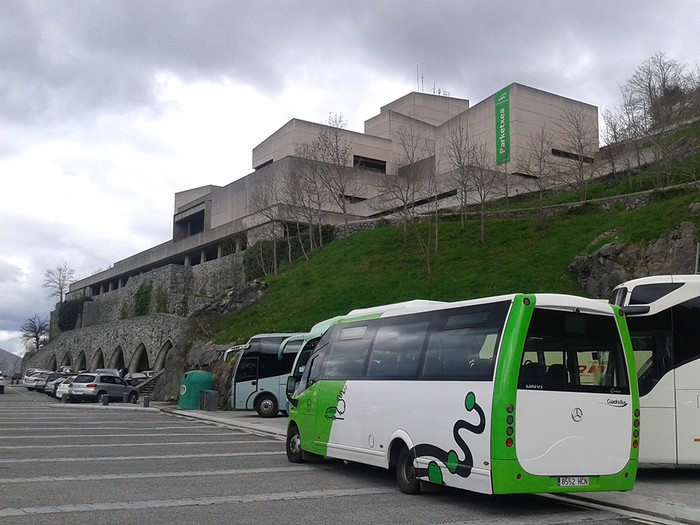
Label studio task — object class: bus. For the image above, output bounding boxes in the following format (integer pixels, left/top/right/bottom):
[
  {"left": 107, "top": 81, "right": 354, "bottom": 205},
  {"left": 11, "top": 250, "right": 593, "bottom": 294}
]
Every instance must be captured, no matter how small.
[
  {"left": 610, "top": 274, "right": 700, "bottom": 465},
  {"left": 285, "top": 293, "right": 639, "bottom": 495},
  {"left": 229, "top": 332, "right": 302, "bottom": 417}
]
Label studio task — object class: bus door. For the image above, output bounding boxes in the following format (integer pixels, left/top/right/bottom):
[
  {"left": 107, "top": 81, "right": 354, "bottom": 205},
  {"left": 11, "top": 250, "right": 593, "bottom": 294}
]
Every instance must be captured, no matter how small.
[
  {"left": 670, "top": 299, "right": 700, "bottom": 464},
  {"left": 631, "top": 333, "right": 677, "bottom": 464},
  {"left": 675, "top": 359, "right": 700, "bottom": 464},
  {"left": 294, "top": 350, "right": 327, "bottom": 456},
  {"left": 516, "top": 308, "right": 633, "bottom": 477},
  {"left": 234, "top": 353, "right": 259, "bottom": 410}
]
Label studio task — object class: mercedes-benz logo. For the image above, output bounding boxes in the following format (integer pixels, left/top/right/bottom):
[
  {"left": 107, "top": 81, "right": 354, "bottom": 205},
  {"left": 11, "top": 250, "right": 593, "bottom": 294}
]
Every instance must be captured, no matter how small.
[{"left": 571, "top": 407, "right": 583, "bottom": 422}]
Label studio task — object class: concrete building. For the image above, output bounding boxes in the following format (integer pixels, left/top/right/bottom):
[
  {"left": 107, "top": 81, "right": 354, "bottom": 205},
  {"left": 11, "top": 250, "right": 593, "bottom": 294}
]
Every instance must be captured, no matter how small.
[{"left": 68, "top": 83, "right": 598, "bottom": 304}]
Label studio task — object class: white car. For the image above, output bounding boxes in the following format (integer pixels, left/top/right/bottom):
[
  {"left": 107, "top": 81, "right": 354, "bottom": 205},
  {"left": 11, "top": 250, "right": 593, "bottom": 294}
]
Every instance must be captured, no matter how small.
[
  {"left": 55, "top": 376, "right": 75, "bottom": 400},
  {"left": 0, "top": 373, "right": 5, "bottom": 394},
  {"left": 23, "top": 369, "right": 49, "bottom": 390}
]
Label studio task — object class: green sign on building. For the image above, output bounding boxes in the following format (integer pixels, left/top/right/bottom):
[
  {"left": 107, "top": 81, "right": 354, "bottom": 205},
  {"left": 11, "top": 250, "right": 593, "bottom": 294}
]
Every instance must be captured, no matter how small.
[{"left": 495, "top": 87, "right": 510, "bottom": 165}]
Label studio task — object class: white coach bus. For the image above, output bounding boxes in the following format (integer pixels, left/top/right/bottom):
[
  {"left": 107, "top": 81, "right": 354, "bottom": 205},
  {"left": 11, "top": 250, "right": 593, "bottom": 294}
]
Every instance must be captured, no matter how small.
[
  {"left": 610, "top": 274, "right": 700, "bottom": 465},
  {"left": 286, "top": 293, "right": 640, "bottom": 495}
]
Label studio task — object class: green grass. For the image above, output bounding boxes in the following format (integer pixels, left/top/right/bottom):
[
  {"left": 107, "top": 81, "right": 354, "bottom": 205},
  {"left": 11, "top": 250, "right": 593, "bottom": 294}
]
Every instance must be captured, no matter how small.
[
  {"left": 213, "top": 123, "right": 700, "bottom": 345},
  {"left": 214, "top": 186, "right": 700, "bottom": 345}
]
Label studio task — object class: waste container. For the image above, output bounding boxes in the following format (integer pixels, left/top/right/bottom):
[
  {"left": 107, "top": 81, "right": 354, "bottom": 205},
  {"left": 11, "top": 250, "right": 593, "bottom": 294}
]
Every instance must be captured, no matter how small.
[
  {"left": 199, "top": 389, "right": 219, "bottom": 411},
  {"left": 177, "top": 370, "right": 213, "bottom": 410}
]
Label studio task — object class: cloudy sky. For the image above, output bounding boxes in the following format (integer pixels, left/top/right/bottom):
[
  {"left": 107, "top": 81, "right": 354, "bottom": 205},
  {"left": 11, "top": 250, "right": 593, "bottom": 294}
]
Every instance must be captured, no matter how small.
[{"left": 1, "top": 1, "right": 699, "bottom": 356}]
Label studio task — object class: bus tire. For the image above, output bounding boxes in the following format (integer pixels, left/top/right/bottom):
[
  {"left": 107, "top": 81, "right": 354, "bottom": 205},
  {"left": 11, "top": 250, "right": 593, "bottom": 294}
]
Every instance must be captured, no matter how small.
[
  {"left": 255, "top": 393, "right": 278, "bottom": 418},
  {"left": 396, "top": 446, "right": 421, "bottom": 495},
  {"left": 286, "top": 424, "right": 304, "bottom": 463}
]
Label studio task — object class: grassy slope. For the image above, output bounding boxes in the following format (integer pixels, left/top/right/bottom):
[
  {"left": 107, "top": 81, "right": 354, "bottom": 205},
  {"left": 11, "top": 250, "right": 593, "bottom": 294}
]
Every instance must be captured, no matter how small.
[{"left": 215, "top": 186, "right": 700, "bottom": 345}]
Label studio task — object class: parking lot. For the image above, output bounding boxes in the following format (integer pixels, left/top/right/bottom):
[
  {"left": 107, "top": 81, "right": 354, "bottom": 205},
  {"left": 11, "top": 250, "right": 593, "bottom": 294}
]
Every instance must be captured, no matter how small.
[{"left": 1, "top": 384, "right": 697, "bottom": 525}]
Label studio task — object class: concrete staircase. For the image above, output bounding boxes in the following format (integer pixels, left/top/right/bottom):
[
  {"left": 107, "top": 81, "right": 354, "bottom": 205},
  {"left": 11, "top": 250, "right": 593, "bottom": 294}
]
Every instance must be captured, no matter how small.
[{"left": 136, "top": 370, "right": 165, "bottom": 398}]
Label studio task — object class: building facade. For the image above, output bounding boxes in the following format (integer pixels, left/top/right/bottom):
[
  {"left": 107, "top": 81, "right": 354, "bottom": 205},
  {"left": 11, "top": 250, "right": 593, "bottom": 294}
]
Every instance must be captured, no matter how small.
[{"left": 68, "top": 83, "right": 598, "bottom": 305}]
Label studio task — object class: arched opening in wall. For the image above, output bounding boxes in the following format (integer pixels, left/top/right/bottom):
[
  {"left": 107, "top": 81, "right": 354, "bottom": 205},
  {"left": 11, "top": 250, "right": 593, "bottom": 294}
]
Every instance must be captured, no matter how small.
[
  {"left": 154, "top": 341, "right": 173, "bottom": 371},
  {"left": 90, "top": 349, "right": 105, "bottom": 371},
  {"left": 75, "top": 351, "right": 87, "bottom": 372},
  {"left": 61, "top": 352, "right": 72, "bottom": 371},
  {"left": 110, "top": 346, "right": 126, "bottom": 372},
  {"left": 130, "top": 344, "right": 151, "bottom": 372},
  {"left": 48, "top": 354, "right": 57, "bottom": 371}
]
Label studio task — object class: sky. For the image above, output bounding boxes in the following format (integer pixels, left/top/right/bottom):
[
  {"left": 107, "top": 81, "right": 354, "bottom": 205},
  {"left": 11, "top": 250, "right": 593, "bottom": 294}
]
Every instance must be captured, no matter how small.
[{"left": 1, "top": 1, "right": 699, "bottom": 357}]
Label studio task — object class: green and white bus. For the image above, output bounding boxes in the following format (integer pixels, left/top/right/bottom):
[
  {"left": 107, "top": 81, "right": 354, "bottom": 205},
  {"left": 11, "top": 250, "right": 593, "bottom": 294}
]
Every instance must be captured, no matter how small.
[{"left": 285, "top": 293, "right": 640, "bottom": 495}]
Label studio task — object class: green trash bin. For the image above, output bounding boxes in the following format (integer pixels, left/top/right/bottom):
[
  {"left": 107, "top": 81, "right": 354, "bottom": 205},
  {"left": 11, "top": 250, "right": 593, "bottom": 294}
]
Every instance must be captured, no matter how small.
[{"left": 178, "top": 370, "right": 213, "bottom": 410}]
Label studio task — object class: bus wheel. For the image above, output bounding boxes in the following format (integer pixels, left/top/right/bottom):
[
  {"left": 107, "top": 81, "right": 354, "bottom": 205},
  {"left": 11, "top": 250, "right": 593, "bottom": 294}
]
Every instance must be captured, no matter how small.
[
  {"left": 255, "top": 393, "right": 278, "bottom": 418},
  {"left": 396, "top": 446, "right": 421, "bottom": 494},
  {"left": 286, "top": 424, "right": 304, "bottom": 463}
]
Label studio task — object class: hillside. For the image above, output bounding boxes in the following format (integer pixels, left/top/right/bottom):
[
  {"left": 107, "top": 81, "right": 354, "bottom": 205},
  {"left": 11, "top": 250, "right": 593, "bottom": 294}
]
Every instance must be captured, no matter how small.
[
  {"left": 0, "top": 347, "right": 22, "bottom": 376},
  {"left": 213, "top": 182, "right": 700, "bottom": 346}
]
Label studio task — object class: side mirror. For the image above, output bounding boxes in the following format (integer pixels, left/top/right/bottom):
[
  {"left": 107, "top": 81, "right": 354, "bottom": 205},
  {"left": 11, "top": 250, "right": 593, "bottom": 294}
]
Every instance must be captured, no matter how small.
[{"left": 285, "top": 376, "right": 298, "bottom": 407}]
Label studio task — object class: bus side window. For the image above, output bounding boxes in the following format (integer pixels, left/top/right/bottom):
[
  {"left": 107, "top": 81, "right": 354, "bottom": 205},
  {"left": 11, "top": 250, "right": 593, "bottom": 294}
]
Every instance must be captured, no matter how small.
[{"left": 324, "top": 323, "right": 374, "bottom": 379}]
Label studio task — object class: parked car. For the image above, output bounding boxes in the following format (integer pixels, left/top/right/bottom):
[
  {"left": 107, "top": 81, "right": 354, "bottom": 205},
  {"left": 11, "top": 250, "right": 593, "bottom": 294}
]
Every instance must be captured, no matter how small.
[
  {"left": 67, "top": 373, "right": 138, "bottom": 404},
  {"left": 124, "top": 372, "right": 148, "bottom": 386},
  {"left": 47, "top": 375, "right": 74, "bottom": 398},
  {"left": 36, "top": 372, "right": 64, "bottom": 394},
  {"left": 0, "top": 372, "right": 5, "bottom": 394},
  {"left": 23, "top": 369, "right": 49, "bottom": 390},
  {"left": 29, "top": 372, "right": 51, "bottom": 392},
  {"left": 55, "top": 376, "right": 75, "bottom": 400}
]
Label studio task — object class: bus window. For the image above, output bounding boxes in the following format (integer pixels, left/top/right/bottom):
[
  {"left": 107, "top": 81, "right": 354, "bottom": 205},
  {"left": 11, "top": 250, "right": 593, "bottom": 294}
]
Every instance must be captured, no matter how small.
[
  {"left": 422, "top": 304, "right": 507, "bottom": 380},
  {"left": 518, "top": 308, "right": 629, "bottom": 393},
  {"left": 631, "top": 334, "right": 672, "bottom": 395},
  {"left": 629, "top": 283, "right": 683, "bottom": 305},
  {"left": 324, "top": 323, "right": 373, "bottom": 378},
  {"left": 367, "top": 317, "right": 429, "bottom": 379}
]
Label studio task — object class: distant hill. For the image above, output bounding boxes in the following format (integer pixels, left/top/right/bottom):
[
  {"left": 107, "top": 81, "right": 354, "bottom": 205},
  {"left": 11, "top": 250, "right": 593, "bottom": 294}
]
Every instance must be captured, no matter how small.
[{"left": 0, "top": 347, "right": 22, "bottom": 376}]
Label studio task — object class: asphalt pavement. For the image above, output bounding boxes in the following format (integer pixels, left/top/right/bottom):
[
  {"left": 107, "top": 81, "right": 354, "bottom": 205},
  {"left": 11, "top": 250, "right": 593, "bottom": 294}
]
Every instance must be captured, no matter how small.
[{"left": 152, "top": 402, "right": 700, "bottom": 525}]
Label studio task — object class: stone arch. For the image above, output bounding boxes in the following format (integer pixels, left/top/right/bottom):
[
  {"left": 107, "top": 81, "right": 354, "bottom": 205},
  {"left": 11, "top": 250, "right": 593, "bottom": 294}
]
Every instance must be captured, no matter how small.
[
  {"left": 110, "top": 346, "right": 126, "bottom": 371},
  {"left": 90, "top": 349, "right": 105, "bottom": 371},
  {"left": 48, "top": 354, "right": 57, "bottom": 371},
  {"left": 60, "top": 352, "right": 72, "bottom": 370},
  {"left": 129, "top": 343, "right": 151, "bottom": 372},
  {"left": 75, "top": 350, "right": 87, "bottom": 372},
  {"left": 154, "top": 340, "right": 173, "bottom": 371}
]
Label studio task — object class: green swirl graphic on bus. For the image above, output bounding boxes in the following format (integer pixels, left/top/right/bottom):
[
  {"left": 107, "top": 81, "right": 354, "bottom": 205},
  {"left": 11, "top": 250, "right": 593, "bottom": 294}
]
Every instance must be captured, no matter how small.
[{"left": 410, "top": 391, "right": 485, "bottom": 484}]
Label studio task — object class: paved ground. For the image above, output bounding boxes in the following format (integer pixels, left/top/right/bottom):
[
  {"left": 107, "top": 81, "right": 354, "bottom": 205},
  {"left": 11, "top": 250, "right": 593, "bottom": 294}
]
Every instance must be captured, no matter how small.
[{"left": 158, "top": 403, "right": 700, "bottom": 525}]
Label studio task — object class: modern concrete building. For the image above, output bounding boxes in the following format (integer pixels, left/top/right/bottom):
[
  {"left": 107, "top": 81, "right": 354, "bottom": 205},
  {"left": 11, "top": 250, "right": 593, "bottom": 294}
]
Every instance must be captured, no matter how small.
[{"left": 68, "top": 83, "right": 598, "bottom": 303}]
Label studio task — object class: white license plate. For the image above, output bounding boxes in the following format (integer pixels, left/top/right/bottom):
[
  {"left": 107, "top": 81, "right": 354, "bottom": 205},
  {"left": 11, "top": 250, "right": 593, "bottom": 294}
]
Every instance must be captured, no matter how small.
[{"left": 557, "top": 476, "right": 589, "bottom": 487}]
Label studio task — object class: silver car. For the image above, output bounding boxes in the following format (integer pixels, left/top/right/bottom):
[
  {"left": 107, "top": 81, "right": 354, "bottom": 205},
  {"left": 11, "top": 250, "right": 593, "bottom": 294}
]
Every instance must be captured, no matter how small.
[{"left": 67, "top": 373, "right": 138, "bottom": 404}]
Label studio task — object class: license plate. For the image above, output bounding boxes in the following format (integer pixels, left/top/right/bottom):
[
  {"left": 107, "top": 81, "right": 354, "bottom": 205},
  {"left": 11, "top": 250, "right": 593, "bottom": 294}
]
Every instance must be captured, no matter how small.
[{"left": 557, "top": 476, "right": 589, "bottom": 487}]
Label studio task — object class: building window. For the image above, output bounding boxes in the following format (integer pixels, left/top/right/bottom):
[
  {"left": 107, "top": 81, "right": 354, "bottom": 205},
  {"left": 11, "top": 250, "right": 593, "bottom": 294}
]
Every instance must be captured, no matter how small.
[
  {"left": 551, "top": 148, "right": 594, "bottom": 164},
  {"left": 353, "top": 155, "right": 386, "bottom": 173}
]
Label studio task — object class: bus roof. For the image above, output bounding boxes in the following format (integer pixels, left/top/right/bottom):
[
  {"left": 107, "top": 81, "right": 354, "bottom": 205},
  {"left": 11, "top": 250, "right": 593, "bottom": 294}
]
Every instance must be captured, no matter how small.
[{"left": 348, "top": 293, "right": 617, "bottom": 320}]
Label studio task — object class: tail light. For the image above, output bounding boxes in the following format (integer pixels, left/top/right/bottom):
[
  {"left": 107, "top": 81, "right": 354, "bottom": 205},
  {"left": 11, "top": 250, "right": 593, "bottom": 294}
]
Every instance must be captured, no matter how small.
[{"left": 86, "top": 383, "right": 97, "bottom": 388}]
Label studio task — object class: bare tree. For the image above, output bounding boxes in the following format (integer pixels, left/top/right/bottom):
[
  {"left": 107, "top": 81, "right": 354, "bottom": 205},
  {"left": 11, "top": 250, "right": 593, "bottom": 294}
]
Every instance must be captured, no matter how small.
[
  {"left": 43, "top": 262, "right": 75, "bottom": 303},
  {"left": 292, "top": 152, "right": 330, "bottom": 249},
  {"left": 20, "top": 314, "right": 48, "bottom": 353},
  {"left": 626, "top": 52, "right": 695, "bottom": 133},
  {"left": 553, "top": 103, "right": 599, "bottom": 201},
  {"left": 378, "top": 120, "right": 435, "bottom": 242},
  {"left": 469, "top": 143, "right": 500, "bottom": 243},
  {"left": 248, "top": 175, "right": 283, "bottom": 276},
  {"left": 517, "top": 125, "right": 555, "bottom": 227},
  {"left": 444, "top": 117, "right": 474, "bottom": 229},
  {"left": 296, "top": 114, "right": 357, "bottom": 229}
]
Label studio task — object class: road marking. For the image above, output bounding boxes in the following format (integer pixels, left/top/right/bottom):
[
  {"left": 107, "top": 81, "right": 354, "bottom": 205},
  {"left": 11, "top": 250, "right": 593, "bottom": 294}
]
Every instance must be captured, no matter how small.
[
  {"left": 0, "top": 440, "right": 275, "bottom": 450},
  {"left": 0, "top": 451, "right": 285, "bottom": 464},
  {"left": 0, "top": 425, "right": 214, "bottom": 431},
  {"left": 0, "top": 466, "right": 313, "bottom": 484},
  {"left": 0, "top": 432, "right": 241, "bottom": 439},
  {"left": 0, "top": 487, "right": 394, "bottom": 517}
]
